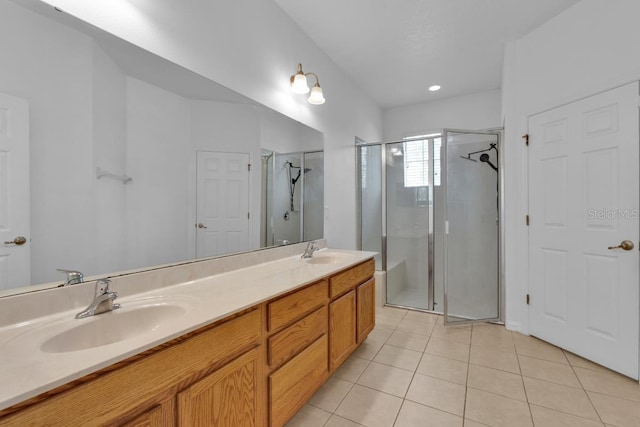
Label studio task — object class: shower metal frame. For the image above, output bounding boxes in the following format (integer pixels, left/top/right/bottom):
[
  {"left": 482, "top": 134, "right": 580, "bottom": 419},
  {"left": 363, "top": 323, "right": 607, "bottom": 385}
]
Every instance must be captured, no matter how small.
[
  {"left": 356, "top": 134, "right": 439, "bottom": 312},
  {"left": 441, "top": 128, "right": 503, "bottom": 325},
  {"left": 356, "top": 129, "right": 505, "bottom": 323}
]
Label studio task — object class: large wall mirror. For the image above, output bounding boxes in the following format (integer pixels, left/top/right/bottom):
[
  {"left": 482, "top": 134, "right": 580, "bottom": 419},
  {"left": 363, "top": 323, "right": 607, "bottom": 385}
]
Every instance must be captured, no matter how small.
[{"left": 0, "top": 0, "right": 324, "bottom": 296}]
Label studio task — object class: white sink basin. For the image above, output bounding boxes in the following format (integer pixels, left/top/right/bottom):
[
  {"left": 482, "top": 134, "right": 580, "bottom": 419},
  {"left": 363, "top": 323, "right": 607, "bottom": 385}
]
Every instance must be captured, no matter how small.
[
  {"left": 5, "top": 297, "right": 193, "bottom": 354},
  {"left": 305, "top": 251, "right": 355, "bottom": 265},
  {"left": 42, "top": 303, "right": 187, "bottom": 353}
]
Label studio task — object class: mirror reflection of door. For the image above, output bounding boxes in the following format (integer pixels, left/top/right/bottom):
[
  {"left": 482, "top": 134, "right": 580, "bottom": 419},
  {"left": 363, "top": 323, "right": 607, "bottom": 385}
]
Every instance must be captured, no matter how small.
[
  {"left": 0, "top": 93, "right": 30, "bottom": 291},
  {"left": 196, "top": 151, "right": 250, "bottom": 258}
]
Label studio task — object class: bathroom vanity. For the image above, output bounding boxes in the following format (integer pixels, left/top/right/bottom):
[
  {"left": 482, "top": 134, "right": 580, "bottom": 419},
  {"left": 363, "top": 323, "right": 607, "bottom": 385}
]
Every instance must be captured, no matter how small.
[{"left": 0, "top": 248, "right": 375, "bottom": 426}]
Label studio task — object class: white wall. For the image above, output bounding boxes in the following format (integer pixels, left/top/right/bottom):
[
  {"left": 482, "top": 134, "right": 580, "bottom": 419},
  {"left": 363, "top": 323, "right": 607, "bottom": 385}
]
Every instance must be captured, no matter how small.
[
  {"left": 383, "top": 90, "right": 502, "bottom": 140},
  {"left": 39, "top": 0, "right": 384, "bottom": 251},
  {"left": 502, "top": 0, "right": 640, "bottom": 332}
]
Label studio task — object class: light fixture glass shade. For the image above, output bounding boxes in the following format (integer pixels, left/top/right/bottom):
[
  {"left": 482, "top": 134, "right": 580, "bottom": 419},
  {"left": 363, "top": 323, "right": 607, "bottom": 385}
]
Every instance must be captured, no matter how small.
[
  {"left": 291, "top": 73, "right": 309, "bottom": 94},
  {"left": 307, "top": 84, "right": 325, "bottom": 105}
]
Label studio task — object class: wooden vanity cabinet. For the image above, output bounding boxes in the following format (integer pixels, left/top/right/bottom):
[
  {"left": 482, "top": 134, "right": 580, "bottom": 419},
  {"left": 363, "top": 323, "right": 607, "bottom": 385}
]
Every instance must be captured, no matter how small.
[{"left": 0, "top": 257, "right": 376, "bottom": 427}]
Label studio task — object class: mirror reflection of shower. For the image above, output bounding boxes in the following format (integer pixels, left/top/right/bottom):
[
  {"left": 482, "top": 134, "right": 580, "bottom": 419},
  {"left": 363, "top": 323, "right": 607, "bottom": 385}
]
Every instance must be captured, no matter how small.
[{"left": 261, "top": 150, "right": 324, "bottom": 247}]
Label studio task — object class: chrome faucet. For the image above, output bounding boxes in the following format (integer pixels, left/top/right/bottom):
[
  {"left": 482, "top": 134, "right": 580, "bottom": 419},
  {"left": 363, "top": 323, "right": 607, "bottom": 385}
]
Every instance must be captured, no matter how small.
[
  {"left": 301, "top": 241, "right": 320, "bottom": 259},
  {"left": 57, "top": 269, "right": 84, "bottom": 286},
  {"left": 75, "top": 279, "right": 121, "bottom": 319}
]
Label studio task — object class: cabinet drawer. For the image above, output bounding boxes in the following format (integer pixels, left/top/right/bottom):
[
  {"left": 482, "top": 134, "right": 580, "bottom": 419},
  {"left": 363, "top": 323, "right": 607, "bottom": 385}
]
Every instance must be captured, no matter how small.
[
  {"left": 268, "top": 306, "right": 328, "bottom": 369},
  {"left": 269, "top": 335, "right": 328, "bottom": 427},
  {"left": 268, "top": 280, "right": 328, "bottom": 331},
  {"left": 329, "top": 258, "right": 375, "bottom": 299}
]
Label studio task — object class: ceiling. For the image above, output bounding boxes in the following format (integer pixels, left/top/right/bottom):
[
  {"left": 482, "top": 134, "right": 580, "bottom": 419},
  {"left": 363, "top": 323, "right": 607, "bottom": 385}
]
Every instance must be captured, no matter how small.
[{"left": 274, "top": 0, "right": 582, "bottom": 109}]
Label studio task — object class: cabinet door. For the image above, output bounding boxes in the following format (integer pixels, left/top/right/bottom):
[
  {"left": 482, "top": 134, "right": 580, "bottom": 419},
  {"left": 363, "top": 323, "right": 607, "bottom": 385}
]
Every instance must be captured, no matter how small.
[
  {"left": 121, "top": 399, "right": 174, "bottom": 427},
  {"left": 329, "top": 290, "right": 357, "bottom": 371},
  {"left": 357, "top": 278, "right": 375, "bottom": 343},
  {"left": 178, "top": 348, "right": 260, "bottom": 427},
  {"left": 269, "top": 335, "right": 328, "bottom": 427}
]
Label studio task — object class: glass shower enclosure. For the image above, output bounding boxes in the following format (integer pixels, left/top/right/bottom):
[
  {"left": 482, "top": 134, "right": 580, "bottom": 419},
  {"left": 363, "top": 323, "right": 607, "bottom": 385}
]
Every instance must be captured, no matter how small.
[{"left": 357, "top": 130, "right": 502, "bottom": 324}]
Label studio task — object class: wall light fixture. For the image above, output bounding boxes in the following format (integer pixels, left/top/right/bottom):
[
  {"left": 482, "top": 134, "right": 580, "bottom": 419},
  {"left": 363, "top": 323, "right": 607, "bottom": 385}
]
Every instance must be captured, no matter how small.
[{"left": 290, "top": 63, "right": 325, "bottom": 105}]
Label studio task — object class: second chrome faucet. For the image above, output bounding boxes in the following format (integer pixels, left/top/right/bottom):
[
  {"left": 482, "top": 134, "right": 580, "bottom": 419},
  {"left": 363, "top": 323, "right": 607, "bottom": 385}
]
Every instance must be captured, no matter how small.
[
  {"left": 301, "top": 241, "right": 320, "bottom": 259},
  {"left": 76, "top": 278, "right": 121, "bottom": 319}
]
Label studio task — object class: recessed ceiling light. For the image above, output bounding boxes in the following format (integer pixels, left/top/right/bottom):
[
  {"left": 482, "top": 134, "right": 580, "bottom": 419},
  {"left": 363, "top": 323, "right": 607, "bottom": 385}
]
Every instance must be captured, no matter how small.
[{"left": 429, "top": 85, "right": 441, "bottom": 92}]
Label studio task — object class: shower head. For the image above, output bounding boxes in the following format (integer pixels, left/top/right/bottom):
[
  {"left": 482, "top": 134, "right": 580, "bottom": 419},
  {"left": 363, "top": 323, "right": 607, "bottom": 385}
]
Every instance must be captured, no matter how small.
[
  {"left": 460, "top": 155, "right": 477, "bottom": 162},
  {"left": 480, "top": 153, "right": 498, "bottom": 172}
]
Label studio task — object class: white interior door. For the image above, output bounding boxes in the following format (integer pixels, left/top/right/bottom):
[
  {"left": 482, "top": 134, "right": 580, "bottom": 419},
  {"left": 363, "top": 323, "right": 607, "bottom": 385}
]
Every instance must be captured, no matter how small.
[
  {"left": 0, "top": 93, "right": 30, "bottom": 292},
  {"left": 196, "top": 151, "right": 250, "bottom": 258},
  {"left": 528, "top": 82, "right": 639, "bottom": 378}
]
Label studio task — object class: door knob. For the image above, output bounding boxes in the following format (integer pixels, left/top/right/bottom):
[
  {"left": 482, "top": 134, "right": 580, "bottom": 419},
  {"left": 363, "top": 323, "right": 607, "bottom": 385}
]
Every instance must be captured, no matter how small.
[
  {"left": 4, "top": 236, "right": 27, "bottom": 245},
  {"left": 196, "top": 223, "right": 208, "bottom": 229},
  {"left": 608, "top": 240, "right": 634, "bottom": 251}
]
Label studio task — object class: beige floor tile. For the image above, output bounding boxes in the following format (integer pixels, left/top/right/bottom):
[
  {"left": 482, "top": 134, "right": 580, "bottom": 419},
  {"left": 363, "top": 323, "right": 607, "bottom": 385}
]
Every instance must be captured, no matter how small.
[
  {"left": 386, "top": 331, "right": 429, "bottom": 352},
  {"left": 373, "top": 344, "right": 422, "bottom": 371},
  {"left": 463, "top": 420, "right": 491, "bottom": 427},
  {"left": 367, "top": 326, "right": 394, "bottom": 342},
  {"left": 469, "top": 346, "right": 520, "bottom": 374},
  {"left": 471, "top": 332, "right": 516, "bottom": 354},
  {"left": 472, "top": 323, "right": 513, "bottom": 339},
  {"left": 378, "top": 306, "right": 408, "bottom": 319},
  {"left": 465, "top": 388, "right": 533, "bottom": 427},
  {"left": 425, "top": 337, "right": 470, "bottom": 362},
  {"left": 518, "top": 355, "right": 581, "bottom": 388},
  {"left": 467, "top": 364, "right": 526, "bottom": 401},
  {"left": 523, "top": 377, "right": 599, "bottom": 420},
  {"left": 376, "top": 314, "right": 404, "bottom": 330},
  {"left": 589, "top": 391, "right": 640, "bottom": 427},
  {"left": 352, "top": 337, "right": 385, "bottom": 360},
  {"left": 285, "top": 404, "right": 332, "bottom": 427},
  {"left": 356, "top": 361, "right": 414, "bottom": 397},
  {"left": 395, "top": 318, "right": 436, "bottom": 336},
  {"left": 574, "top": 366, "right": 640, "bottom": 403},
  {"left": 563, "top": 351, "right": 609, "bottom": 373},
  {"left": 333, "top": 355, "right": 371, "bottom": 383},
  {"left": 416, "top": 353, "right": 468, "bottom": 385},
  {"left": 431, "top": 325, "right": 472, "bottom": 345},
  {"left": 324, "top": 414, "right": 364, "bottom": 427},
  {"left": 405, "top": 373, "right": 466, "bottom": 416},
  {"left": 512, "top": 334, "right": 568, "bottom": 364},
  {"left": 335, "top": 384, "right": 403, "bottom": 427},
  {"left": 529, "top": 404, "right": 604, "bottom": 427},
  {"left": 308, "top": 377, "right": 354, "bottom": 412},
  {"left": 394, "top": 400, "right": 463, "bottom": 427},
  {"left": 403, "top": 310, "right": 440, "bottom": 323}
]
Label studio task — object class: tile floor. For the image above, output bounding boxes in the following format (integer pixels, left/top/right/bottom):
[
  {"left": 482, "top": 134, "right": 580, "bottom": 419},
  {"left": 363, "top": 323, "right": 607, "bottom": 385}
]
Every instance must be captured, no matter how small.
[{"left": 285, "top": 306, "right": 640, "bottom": 427}]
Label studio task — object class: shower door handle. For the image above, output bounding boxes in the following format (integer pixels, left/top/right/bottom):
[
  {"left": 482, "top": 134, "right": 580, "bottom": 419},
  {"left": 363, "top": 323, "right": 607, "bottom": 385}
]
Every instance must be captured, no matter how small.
[{"left": 608, "top": 240, "right": 634, "bottom": 251}]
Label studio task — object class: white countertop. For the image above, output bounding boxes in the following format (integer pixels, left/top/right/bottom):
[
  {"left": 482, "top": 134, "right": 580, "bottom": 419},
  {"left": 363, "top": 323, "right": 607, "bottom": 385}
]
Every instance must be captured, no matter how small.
[{"left": 0, "top": 249, "right": 375, "bottom": 411}]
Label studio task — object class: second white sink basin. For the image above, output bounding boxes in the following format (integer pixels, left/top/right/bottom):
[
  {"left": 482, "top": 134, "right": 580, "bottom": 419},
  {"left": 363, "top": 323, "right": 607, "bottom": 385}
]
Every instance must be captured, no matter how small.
[
  {"left": 305, "top": 251, "right": 355, "bottom": 265},
  {"left": 42, "top": 303, "right": 187, "bottom": 353}
]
